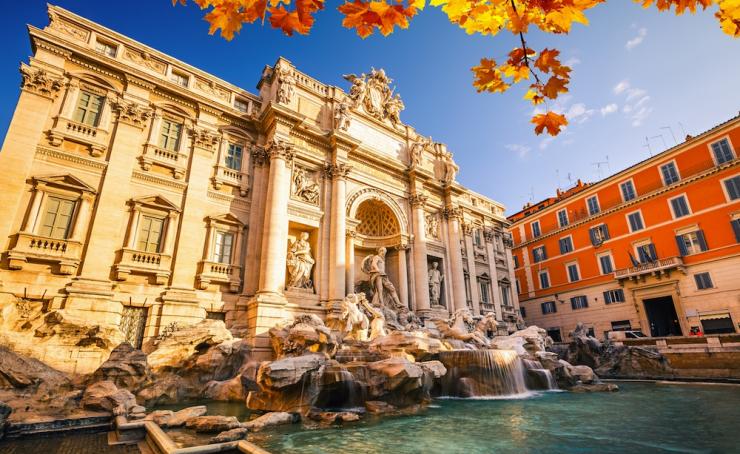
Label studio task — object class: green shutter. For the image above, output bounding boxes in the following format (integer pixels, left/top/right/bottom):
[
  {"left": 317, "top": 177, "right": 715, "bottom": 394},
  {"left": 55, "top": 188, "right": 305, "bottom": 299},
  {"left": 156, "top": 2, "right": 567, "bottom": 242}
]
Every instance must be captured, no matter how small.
[{"left": 39, "top": 197, "right": 75, "bottom": 239}]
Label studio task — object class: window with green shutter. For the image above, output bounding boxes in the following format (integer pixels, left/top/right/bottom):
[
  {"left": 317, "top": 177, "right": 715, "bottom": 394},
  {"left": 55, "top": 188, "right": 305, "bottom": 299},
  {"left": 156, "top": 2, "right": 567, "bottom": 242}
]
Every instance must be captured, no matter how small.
[
  {"left": 137, "top": 215, "right": 164, "bottom": 253},
  {"left": 74, "top": 91, "right": 104, "bottom": 126},
  {"left": 159, "top": 120, "right": 182, "bottom": 151},
  {"left": 39, "top": 196, "right": 76, "bottom": 239}
]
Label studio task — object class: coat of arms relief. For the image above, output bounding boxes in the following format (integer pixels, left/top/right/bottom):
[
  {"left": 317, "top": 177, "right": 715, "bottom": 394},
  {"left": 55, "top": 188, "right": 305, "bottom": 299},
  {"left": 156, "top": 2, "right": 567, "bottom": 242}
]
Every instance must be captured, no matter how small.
[{"left": 342, "top": 68, "right": 404, "bottom": 126}]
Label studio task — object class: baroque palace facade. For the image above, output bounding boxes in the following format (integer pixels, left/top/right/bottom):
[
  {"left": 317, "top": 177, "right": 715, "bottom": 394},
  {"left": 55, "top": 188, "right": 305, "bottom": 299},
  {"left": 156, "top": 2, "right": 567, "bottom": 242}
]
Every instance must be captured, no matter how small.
[
  {"left": 0, "top": 5, "right": 519, "bottom": 361},
  {"left": 509, "top": 115, "right": 740, "bottom": 342}
]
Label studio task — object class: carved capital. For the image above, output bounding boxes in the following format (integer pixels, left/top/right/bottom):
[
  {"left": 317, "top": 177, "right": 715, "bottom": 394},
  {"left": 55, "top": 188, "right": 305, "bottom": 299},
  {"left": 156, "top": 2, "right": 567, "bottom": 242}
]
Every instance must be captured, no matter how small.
[
  {"left": 346, "top": 229, "right": 357, "bottom": 239},
  {"left": 502, "top": 232, "right": 514, "bottom": 248},
  {"left": 189, "top": 127, "right": 220, "bottom": 152},
  {"left": 483, "top": 228, "right": 496, "bottom": 243},
  {"left": 112, "top": 99, "right": 153, "bottom": 129},
  {"left": 20, "top": 65, "right": 62, "bottom": 99},
  {"left": 267, "top": 139, "right": 295, "bottom": 163},
  {"left": 442, "top": 206, "right": 463, "bottom": 221},
  {"left": 250, "top": 146, "right": 270, "bottom": 167},
  {"left": 461, "top": 221, "right": 474, "bottom": 237},
  {"left": 323, "top": 162, "right": 351, "bottom": 180},
  {"left": 394, "top": 243, "right": 409, "bottom": 251},
  {"left": 409, "top": 193, "right": 428, "bottom": 208}
]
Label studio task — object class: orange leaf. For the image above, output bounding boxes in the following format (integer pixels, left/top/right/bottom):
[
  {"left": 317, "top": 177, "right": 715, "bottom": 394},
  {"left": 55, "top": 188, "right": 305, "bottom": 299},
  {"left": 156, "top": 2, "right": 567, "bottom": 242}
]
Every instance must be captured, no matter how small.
[
  {"left": 542, "top": 74, "right": 569, "bottom": 99},
  {"left": 531, "top": 111, "right": 568, "bottom": 136},
  {"left": 471, "top": 58, "right": 510, "bottom": 93},
  {"left": 339, "top": 0, "right": 420, "bottom": 38}
]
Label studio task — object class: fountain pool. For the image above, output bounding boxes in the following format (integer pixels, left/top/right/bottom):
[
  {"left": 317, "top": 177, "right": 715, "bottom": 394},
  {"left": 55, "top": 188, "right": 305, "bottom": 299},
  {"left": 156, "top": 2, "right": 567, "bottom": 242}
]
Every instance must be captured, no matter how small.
[{"left": 252, "top": 382, "right": 739, "bottom": 453}]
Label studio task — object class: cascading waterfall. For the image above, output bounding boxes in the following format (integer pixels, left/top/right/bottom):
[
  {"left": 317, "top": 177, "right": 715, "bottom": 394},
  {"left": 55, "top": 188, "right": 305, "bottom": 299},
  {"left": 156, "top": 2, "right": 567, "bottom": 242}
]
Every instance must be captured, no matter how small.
[
  {"left": 438, "top": 349, "right": 530, "bottom": 397},
  {"left": 522, "top": 359, "right": 558, "bottom": 391}
]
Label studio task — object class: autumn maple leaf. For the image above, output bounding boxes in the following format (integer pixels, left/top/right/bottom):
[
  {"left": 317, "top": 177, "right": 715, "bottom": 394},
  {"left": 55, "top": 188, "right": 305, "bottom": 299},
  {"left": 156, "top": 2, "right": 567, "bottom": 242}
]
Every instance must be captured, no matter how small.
[
  {"left": 472, "top": 58, "right": 511, "bottom": 93},
  {"left": 531, "top": 111, "right": 569, "bottom": 136}
]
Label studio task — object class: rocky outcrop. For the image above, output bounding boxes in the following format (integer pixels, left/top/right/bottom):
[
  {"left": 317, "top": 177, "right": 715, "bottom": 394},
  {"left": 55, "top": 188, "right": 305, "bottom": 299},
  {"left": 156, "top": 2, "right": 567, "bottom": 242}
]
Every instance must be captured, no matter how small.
[
  {"left": 90, "top": 343, "right": 150, "bottom": 390},
  {"left": 144, "top": 320, "right": 236, "bottom": 372},
  {"left": 185, "top": 415, "right": 241, "bottom": 433},
  {"left": 80, "top": 380, "right": 137, "bottom": 414},
  {"left": 246, "top": 354, "right": 326, "bottom": 412},
  {"left": 491, "top": 326, "right": 552, "bottom": 356},
  {"left": 162, "top": 405, "right": 208, "bottom": 428},
  {"left": 269, "top": 315, "right": 338, "bottom": 359},
  {"left": 367, "top": 331, "right": 446, "bottom": 361},
  {"left": 243, "top": 412, "right": 298, "bottom": 431},
  {"left": 0, "top": 402, "right": 11, "bottom": 440},
  {"left": 594, "top": 344, "right": 674, "bottom": 378},
  {"left": 210, "top": 427, "right": 248, "bottom": 443}
]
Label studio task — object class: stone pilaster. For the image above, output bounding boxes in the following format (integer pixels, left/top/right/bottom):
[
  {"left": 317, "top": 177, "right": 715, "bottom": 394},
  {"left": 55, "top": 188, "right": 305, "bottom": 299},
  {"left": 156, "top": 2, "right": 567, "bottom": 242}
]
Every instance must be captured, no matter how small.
[
  {"left": 345, "top": 229, "right": 356, "bottom": 295},
  {"left": 242, "top": 146, "right": 269, "bottom": 297},
  {"left": 409, "top": 193, "right": 431, "bottom": 315},
  {"left": 443, "top": 206, "right": 467, "bottom": 312},
  {"left": 462, "top": 222, "right": 480, "bottom": 315},
  {"left": 326, "top": 162, "right": 351, "bottom": 304},
  {"left": 395, "top": 243, "right": 410, "bottom": 308},
  {"left": 484, "top": 229, "right": 503, "bottom": 321},
  {"left": 0, "top": 65, "right": 63, "bottom": 252}
]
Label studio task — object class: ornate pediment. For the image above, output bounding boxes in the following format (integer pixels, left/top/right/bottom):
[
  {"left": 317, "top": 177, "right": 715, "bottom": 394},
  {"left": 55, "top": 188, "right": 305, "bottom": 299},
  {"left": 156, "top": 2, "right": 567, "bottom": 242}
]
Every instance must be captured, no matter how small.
[
  {"left": 131, "top": 195, "right": 180, "bottom": 212},
  {"left": 33, "top": 174, "right": 96, "bottom": 193},
  {"left": 342, "top": 68, "right": 404, "bottom": 126},
  {"left": 208, "top": 213, "right": 244, "bottom": 227}
]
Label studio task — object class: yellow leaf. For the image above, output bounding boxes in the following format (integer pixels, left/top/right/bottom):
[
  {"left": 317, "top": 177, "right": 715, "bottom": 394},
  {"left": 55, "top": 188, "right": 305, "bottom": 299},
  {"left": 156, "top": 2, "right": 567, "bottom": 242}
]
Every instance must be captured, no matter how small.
[
  {"left": 531, "top": 111, "right": 568, "bottom": 136},
  {"left": 472, "top": 58, "right": 510, "bottom": 93}
]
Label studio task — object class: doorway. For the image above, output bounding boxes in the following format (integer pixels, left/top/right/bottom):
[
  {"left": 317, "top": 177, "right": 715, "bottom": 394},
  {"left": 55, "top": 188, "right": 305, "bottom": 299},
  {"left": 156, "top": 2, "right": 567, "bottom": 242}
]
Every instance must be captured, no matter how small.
[{"left": 643, "top": 296, "right": 682, "bottom": 337}]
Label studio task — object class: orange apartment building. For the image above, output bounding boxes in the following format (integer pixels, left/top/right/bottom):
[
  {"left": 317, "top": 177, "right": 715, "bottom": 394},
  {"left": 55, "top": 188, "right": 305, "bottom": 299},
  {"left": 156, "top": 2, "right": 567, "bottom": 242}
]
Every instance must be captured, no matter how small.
[{"left": 508, "top": 114, "right": 740, "bottom": 342}]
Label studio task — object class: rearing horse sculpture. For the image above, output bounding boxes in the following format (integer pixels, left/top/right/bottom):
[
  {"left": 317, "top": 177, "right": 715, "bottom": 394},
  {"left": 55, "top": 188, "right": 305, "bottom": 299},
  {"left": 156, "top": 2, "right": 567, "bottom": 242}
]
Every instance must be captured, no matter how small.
[{"left": 432, "top": 309, "right": 491, "bottom": 348}]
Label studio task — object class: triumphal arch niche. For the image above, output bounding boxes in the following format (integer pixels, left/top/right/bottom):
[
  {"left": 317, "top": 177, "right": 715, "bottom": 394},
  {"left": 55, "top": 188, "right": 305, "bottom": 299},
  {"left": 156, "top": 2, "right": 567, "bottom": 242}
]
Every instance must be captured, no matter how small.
[{"left": 0, "top": 5, "right": 519, "bottom": 366}]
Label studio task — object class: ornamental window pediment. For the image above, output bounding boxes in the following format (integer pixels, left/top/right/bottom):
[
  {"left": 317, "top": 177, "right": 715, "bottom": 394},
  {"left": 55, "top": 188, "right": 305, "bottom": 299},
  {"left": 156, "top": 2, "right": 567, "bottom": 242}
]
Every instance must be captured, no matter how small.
[
  {"left": 197, "top": 213, "right": 245, "bottom": 292},
  {"left": 212, "top": 128, "right": 252, "bottom": 197},
  {"left": 140, "top": 104, "right": 195, "bottom": 179}
]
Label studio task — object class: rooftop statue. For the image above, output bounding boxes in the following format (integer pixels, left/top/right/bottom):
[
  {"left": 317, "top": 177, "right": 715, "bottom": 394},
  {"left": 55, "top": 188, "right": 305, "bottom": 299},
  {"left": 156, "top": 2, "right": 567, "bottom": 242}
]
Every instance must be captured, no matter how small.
[{"left": 343, "top": 68, "right": 404, "bottom": 125}]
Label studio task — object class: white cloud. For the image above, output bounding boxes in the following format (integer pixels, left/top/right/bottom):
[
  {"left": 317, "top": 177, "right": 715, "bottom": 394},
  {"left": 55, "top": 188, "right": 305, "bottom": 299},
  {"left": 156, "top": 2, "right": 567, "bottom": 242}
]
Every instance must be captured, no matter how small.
[
  {"left": 631, "top": 106, "right": 653, "bottom": 127},
  {"left": 613, "top": 80, "right": 630, "bottom": 94},
  {"left": 505, "top": 143, "right": 531, "bottom": 159},
  {"left": 566, "top": 103, "right": 595, "bottom": 124},
  {"left": 564, "top": 57, "right": 581, "bottom": 67},
  {"left": 626, "top": 27, "right": 647, "bottom": 50},
  {"left": 625, "top": 88, "right": 647, "bottom": 101},
  {"left": 600, "top": 103, "right": 618, "bottom": 116},
  {"left": 539, "top": 136, "right": 556, "bottom": 150}
]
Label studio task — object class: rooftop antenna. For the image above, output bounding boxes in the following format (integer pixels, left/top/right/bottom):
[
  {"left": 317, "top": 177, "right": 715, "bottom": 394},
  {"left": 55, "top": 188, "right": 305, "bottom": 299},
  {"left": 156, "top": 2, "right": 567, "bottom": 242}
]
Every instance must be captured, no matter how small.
[
  {"left": 556, "top": 169, "right": 561, "bottom": 191},
  {"left": 678, "top": 122, "right": 687, "bottom": 138},
  {"left": 644, "top": 136, "right": 653, "bottom": 156},
  {"left": 591, "top": 158, "right": 609, "bottom": 180},
  {"left": 528, "top": 186, "right": 535, "bottom": 203},
  {"left": 660, "top": 126, "right": 677, "bottom": 145},
  {"left": 650, "top": 134, "right": 667, "bottom": 150},
  {"left": 566, "top": 172, "right": 574, "bottom": 186}
]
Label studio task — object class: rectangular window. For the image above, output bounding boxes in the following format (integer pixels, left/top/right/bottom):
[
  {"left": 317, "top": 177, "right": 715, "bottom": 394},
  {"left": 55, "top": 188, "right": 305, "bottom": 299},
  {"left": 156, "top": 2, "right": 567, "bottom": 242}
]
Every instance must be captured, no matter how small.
[
  {"left": 478, "top": 280, "right": 489, "bottom": 303},
  {"left": 539, "top": 271, "right": 550, "bottom": 289},
  {"left": 620, "top": 180, "right": 636, "bottom": 201},
  {"left": 531, "top": 221, "right": 541, "bottom": 238},
  {"left": 546, "top": 327, "right": 562, "bottom": 342},
  {"left": 474, "top": 229, "right": 483, "bottom": 247},
  {"left": 137, "top": 215, "right": 164, "bottom": 253},
  {"left": 670, "top": 196, "right": 690, "bottom": 218},
  {"left": 39, "top": 196, "right": 75, "bottom": 239},
  {"left": 559, "top": 236, "right": 574, "bottom": 254},
  {"left": 567, "top": 263, "right": 580, "bottom": 282},
  {"left": 586, "top": 196, "right": 600, "bottom": 215},
  {"left": 732, "top": 219, "right": 740, "bottom": 243},
  {"left": 724, "top": 175, "right": 740, "bottom": 200},
  {"left": 611, "top": 320, "right": 632, "bottom": 331},
  {"left": 604, "top": 289, "right": 625, "bottom": 304},
  {"left": 627, "top": 211, "right": 644, "bottom": 232},
  {"left": 513, "top": 255, "right": 519, "bottom": 268},
  {"left": 676, "top": 230, "right": 708, "bottom": 256},
  {"left": 515, "top": 279, "right": 521, "bottom": 295},
  {"left": 599, "top": 254, "right": 614, "bottom": 274},
  {"left": 225, "top": 143, "right": 243, "bottom": 171},
  {"left": 533, "top": 246, "right": 547, "bottom": 263},
  {"left": 541, "top": 301, "right": 557, "bottom": 314},
  {"left": 570, "top": 295, "right": 588, "bottom": 310},
  {"left": 73, "top": 91, "right": 104, "bottom": 126},
  {"left": 694, "top": 272, "right": 713, "bottom": 290},
  {"left": 660, "top": 162, "right": 680, "bottom": 185},
  {"left": 520, "top": 307, "right": 526, "bottom": 318},
  {"left": 557, "top": 209, "right": 569, "bottom": 227},
  {"left": 234, "top": 98, "right": 249, "bottom": 113},
  {"left": 170, "top": 71, "right": 189, "bottom": 87},
  {"left": 501, "top": 286, "right": 511, "bottom": 306},
  {"left": 213, "top": 231, "right": 234, "bottom": 264},
  {"left": 159, "top": 119, "right": 182, "bottom": 151},
  {"left": 95, "top": 40, "right": 117, "bottom": 58},
  {"left": 636, "top": 243, "right": 657, "bottom": 263},
  {"left": 711, "top": 138, "right": 734, "bottom": 164},
  {"left": 589, "top": 224, "right": 610, "bottom": 245}
]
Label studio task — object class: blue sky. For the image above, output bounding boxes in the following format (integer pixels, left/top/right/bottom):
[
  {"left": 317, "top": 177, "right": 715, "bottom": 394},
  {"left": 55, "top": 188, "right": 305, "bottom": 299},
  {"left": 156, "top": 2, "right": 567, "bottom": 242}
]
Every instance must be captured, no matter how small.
[{"left": 1, "top": 1, "right": 739, "bottom": 213}]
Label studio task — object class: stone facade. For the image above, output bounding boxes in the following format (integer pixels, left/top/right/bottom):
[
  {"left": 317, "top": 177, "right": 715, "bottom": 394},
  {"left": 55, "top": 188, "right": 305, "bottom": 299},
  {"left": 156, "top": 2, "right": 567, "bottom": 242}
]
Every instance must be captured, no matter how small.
[{"left": 0, "top": 5, "right": 518, "bottom": 367}]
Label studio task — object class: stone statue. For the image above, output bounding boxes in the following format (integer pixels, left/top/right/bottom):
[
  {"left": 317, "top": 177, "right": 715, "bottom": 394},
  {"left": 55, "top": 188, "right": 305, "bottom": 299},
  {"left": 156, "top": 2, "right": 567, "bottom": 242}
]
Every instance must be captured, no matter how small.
[
  {"left": 409, "top": 138, "right": 426, "bottom": 168},
  {"left": 432, "top": 309, "right": 491, "bottom": 348},
  {"left": 358, "top": 293, "right": 387, "bottom": 340},
  {"left": 342, "top": 69, "right": 404, "bottom": 124},
  {"left": 425, "top": 213, "right": 439, "bottom": 240},
  {"left": 276, "top": 64, "right": 295, "bottom": 104},
  {"left": 343, "top": 73, "right": 367, "bottom": 107},
  {"left": 441, "top": 152, "right": 458, "bottom": 184},
  {"left": 474, "top": 313, "right": 499, "bottom": 339},
  {"left": 428, "top": 261, "right": 443, "bottom": 306},
  {"left": 339, "top": 293, "right": 369, "bottom": 341},
  {"left": 385, "top": 93, "right": 404, "bottom": 126},
  {"left": 334, "top": 101, "right": 351, "bottom": 131},
  {"left": 362, "top": 247, "right": 403, "bottom": 310},
  {"left": 292, "top": 167, "right": 320, "bottom": 205},
  {"left": 286, "top": 232, "right": 314, "bottom": 289}
]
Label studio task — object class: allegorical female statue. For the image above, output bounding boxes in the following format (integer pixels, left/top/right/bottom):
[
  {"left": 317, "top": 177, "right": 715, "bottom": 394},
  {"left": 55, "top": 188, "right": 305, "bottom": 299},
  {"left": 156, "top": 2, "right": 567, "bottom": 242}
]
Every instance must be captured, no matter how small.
[
  {"left": 428, "top": 261, "right": 443, "bottom": 306},
  {"left": 362, "top": 247, "right": 403, "bottom": 309},
  {"left": 286, "top": 232, "right": 314, "bottom": 289}
]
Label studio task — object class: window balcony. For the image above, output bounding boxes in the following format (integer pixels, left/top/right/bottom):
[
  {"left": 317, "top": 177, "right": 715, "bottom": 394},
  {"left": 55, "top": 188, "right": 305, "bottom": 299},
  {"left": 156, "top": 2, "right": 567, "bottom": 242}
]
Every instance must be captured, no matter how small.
[
  {"left": 7, "top": 232, "right": 83, "bottom": 275},
  {"left": 114, "top": 248, "right": 172, "bottom": 285},
  {"left": 47, "top": 116, "right": 109, "bottom": 157},
  {"left": 197, "top": 260, "right": 242, "bottom": 292},
  {"left": 480, "top": 302, "right": 496, "bottom": 314},
  {"left": 139, "top": 144, "right": 187, "bottom": 179},
  {"left": 614, "top": 256, "right": 685, "bottom": 283},
  {"left": 502, "top": 306, "right": 518, "bottom": 320},
  {"left": 212, "top": 165, "right": 248, "bottom": 196}
]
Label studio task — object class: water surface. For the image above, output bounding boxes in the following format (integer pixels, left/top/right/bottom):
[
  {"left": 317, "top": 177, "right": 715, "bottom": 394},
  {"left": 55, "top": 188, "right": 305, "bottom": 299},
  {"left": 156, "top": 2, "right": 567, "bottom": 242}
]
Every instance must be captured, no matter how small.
[{"left": 256, "top": 382, "right": 739, "bottom": 454}]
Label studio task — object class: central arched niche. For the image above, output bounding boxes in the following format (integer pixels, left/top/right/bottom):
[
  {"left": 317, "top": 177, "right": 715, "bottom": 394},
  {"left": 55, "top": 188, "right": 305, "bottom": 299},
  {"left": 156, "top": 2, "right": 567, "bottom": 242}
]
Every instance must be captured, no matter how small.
[{"left": 352, "top": 198, "right": 404, "bottom": 299}]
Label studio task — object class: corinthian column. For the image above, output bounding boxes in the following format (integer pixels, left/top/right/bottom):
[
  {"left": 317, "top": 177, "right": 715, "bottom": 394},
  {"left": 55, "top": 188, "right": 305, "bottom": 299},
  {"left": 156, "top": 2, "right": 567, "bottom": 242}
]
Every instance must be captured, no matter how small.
[
  {"left": 484, "top": 229, "right": 503, "bottom": 321},
  {"left": 410, "top": 194, "right": 431, "bottom": 314},
  {"left": 327, "top": 163, "right": 351, "bottom": 303},
  {"left": 462, "top": 222, "right": 480, "bottom": 315},
  {"left": 444, "top": 206, "right": 467, "bottom": 312},
  {"left": 257, "top": 139, "right": 294, "bottom": 297}
]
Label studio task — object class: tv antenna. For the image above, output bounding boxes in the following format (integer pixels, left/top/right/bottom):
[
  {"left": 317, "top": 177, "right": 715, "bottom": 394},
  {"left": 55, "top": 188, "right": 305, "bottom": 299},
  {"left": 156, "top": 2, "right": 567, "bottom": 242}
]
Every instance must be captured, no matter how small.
[
  {"left": 591, "top": 156, "right": 610, "bottom": 180},
  {"left": 678, "top": 122, "right": 687, "bottom": 138},
  {"left": 650, "top": 134, "right": 668, "bottom": 150},
  {"left": 566, "top": 172, "right": 573, "bottom": 186},
  {"left": 644, "top": 136, "right": 652, "bottom": 156},
  {"left": 660, "top": 126, "right": 677, "bottom": 145}
]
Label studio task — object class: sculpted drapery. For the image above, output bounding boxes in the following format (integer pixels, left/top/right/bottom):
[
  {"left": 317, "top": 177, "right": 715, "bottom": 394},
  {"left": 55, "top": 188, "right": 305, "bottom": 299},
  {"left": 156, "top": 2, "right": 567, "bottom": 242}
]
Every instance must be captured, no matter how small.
[{"left": 286, "top": 232, "right": 314, "bottom": 289}]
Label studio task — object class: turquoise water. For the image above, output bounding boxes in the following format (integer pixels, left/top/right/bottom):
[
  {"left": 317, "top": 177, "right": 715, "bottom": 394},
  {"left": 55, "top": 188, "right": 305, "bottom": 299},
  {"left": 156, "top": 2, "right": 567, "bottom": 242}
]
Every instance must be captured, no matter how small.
[{"left": 255, "top": 382, "right": 740, "bottom": 454}]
